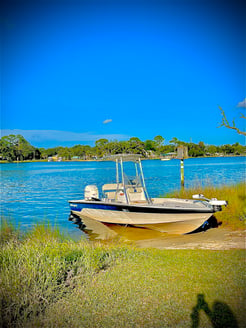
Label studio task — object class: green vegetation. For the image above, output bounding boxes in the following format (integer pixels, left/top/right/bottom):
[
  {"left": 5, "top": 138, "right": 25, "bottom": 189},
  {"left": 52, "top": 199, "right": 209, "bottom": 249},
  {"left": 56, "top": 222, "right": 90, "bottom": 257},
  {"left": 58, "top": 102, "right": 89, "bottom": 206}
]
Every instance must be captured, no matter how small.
[
  {"left": 0, "top": 135, "right": 41, "bottom": 162},
  {"left": 0, "top": 223, "right": 131, "bottom": 327},
  {"left": 167, "top": 182, "right": 246, "bottom": 230},
  {"left": 0, "top": 222, "right": 245, "bottom": 327},
  {"left": 1, "top": 134, "right": 246, "bottom": 162}
]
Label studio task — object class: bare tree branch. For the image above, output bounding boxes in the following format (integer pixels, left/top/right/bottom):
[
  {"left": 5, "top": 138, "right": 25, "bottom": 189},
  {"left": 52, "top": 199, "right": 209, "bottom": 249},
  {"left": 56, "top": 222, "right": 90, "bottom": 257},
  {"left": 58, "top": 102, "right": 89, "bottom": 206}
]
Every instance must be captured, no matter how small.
[{"left": 218, "top": 106, "right": 246, "bottom": 136}]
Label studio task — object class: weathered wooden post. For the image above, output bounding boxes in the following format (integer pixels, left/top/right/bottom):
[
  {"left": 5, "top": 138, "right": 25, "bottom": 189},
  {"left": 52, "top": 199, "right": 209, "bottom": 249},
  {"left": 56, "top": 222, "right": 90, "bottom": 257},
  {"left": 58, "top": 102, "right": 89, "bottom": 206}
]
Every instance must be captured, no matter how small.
[{"left": 177, "top": 146, "right": 188, "bottom": 188}]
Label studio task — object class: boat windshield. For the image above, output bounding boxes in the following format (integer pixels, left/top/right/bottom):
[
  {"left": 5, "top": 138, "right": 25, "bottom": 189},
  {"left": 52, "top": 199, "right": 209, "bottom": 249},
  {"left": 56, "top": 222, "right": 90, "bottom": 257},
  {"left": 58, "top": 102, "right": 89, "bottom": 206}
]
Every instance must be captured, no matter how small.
[
  {"left": 123, "top": 174, "right": 142, "bottom": 189},
  {"left": 102, "top": 154, "right": 152, "bottom": 204},
  {"left": 114, "top": 156, "right": 152, "bottom": 204}
]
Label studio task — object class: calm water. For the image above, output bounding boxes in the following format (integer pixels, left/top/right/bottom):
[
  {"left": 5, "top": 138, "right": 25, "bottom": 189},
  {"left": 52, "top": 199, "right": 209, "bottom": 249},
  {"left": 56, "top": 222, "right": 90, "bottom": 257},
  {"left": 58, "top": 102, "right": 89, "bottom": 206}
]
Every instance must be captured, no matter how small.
[{"left": 1, "top": 157, "right": 245, "bottom": 237}]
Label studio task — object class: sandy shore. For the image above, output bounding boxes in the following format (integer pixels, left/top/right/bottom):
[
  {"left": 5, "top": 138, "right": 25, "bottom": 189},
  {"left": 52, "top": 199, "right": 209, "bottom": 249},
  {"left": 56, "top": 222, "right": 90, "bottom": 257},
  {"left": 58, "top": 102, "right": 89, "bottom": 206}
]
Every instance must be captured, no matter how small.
[
  {"left": 134, "top": 227, "right": 246, "bottom": 250},
  {"left": 73, "top": 214, "right": 245, "bottom": 250}
]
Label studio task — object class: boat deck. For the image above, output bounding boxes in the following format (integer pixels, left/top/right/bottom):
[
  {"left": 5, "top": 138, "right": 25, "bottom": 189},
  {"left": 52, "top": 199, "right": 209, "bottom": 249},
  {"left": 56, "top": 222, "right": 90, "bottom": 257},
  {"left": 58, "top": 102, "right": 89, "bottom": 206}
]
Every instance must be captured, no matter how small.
[{"left": 151, "top": 198, "right": 211, "bottom": 209}]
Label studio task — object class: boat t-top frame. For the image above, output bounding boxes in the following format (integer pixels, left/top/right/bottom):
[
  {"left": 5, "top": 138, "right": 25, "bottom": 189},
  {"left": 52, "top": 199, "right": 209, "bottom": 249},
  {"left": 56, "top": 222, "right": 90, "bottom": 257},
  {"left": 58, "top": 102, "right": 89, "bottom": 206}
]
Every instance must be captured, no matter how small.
[{"left": 104, "top": 154, "right": 152, "bottom": 205}]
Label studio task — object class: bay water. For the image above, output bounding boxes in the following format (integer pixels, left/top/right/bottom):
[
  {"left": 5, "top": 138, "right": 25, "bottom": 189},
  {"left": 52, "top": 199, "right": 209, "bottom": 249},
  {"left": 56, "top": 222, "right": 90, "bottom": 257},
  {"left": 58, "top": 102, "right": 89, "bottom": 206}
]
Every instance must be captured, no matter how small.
[{"left": 1, "top": 157, "right": 245, "bottom": 238}]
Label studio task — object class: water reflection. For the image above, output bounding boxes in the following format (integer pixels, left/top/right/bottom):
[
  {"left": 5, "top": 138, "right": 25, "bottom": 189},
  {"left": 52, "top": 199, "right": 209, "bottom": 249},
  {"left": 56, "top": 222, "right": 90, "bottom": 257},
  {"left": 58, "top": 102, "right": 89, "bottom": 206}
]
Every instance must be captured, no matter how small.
[
  {"left": 68, "top": 212, "right": 220, "bottom": 244},
  {"left": 69, "top": 212, "right": 165, "bottom": 242}
]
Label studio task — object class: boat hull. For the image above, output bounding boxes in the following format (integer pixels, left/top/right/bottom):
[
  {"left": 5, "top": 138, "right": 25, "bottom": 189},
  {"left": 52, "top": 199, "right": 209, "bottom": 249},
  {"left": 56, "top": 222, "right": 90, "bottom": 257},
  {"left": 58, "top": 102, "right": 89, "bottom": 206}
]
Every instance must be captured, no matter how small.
[
  {"left": 72, "top": 208, "right": 212, "bottom": 234},
  {"left": 69, "top": 198, "right": 214, "bottom": 214}
]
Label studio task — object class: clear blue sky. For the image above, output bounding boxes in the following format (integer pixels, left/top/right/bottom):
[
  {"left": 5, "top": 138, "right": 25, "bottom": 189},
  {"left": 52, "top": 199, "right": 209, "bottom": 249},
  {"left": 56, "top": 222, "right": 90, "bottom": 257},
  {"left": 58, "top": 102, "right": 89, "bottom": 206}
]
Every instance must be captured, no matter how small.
[{"left": 1, "top": 0, "right": 245, "bottom": 148}]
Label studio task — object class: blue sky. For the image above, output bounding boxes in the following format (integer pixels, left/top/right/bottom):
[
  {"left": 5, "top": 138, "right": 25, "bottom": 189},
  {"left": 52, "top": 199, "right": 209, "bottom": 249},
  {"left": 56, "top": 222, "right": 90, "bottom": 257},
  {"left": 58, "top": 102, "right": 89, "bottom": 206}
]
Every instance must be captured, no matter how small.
[{"left": 1, "top": 0, "right": 245, "bottom": 148}]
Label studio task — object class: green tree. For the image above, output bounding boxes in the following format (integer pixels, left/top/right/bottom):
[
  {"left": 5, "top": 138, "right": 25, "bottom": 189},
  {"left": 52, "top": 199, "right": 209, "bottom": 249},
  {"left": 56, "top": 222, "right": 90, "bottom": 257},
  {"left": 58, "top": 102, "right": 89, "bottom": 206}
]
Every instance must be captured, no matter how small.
[
  {"left": 188, "top": 143, "right": 205, "bottom": 157},
  {"left": 206, "top": 145, "right": 218, "bottom": 155},
  {"left": 0, "top": 135, "right": 16, "bottom": 161},
  {"left": 128, "top": 137, "right": 146, "bottom": 156},
  {"left": 144, "top": 140, "right": 156, "bottom": 151},
  {"left": 17, "top": 135, "right": 36, "bottom": 160},
  {"left": 0, "top": 135, "right": 35, "bottom": 161},
  {"left": 95, "top": 139, "right": 109, "bottom": 157},
  {"left": 154, "top": 135, "right": 164, "bottom": 148},
  {"left": 83, "top": 145, "right": 95, "bottom": 159},
  {"left": 169, "top": 137, "right": 181, "bottom": 147},
  {"left": 58, "top": 147, "right": 72, "bottom": 160},
  {"left": 118, "top": 141, "right": 129, "bottom": 154},
  {"left": 95, "top": 139, "right": 109, "bottom": 148},
  {"left": 71, "top": 145, "right": 89, "bottom": 158},
  {"left": 231, "top": 142, "right": 246, "bottom": 155}
]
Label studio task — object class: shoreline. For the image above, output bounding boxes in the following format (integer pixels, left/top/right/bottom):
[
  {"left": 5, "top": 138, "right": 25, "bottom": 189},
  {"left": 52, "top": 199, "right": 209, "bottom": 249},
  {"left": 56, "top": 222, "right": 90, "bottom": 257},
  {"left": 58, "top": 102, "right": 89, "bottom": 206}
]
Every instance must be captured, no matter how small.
[
  {"left": 134, "top": 227, "right": 246, "bottom": 250},
  {"left": 1, "top": 154, "right": 245, "bottom": 164}
]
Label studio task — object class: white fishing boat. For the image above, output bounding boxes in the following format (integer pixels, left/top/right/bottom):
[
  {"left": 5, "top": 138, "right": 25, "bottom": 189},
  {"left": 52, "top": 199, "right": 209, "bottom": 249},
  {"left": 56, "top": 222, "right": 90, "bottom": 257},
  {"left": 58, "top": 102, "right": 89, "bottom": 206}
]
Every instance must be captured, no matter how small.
[{"left": 69, "top": 155, "right": 227, "bottom": 234}]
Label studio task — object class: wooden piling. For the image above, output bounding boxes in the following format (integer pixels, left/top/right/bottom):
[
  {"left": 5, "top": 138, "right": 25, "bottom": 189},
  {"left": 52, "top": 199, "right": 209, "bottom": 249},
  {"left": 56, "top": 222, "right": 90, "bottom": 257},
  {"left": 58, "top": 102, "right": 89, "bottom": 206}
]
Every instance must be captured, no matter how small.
[
  {"left": 177, "top": 146, "right": 188, "bottom": 189},
  {"left": 180, "top": 159, "right": 184, "bottom": 188}
]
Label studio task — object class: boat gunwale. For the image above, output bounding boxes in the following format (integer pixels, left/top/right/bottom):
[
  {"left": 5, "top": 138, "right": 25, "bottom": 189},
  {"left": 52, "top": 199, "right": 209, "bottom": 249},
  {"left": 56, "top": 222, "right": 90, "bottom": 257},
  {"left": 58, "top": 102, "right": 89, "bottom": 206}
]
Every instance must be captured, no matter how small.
[{"left": 68, "top": 199, "right": 215, "bottom": 213}]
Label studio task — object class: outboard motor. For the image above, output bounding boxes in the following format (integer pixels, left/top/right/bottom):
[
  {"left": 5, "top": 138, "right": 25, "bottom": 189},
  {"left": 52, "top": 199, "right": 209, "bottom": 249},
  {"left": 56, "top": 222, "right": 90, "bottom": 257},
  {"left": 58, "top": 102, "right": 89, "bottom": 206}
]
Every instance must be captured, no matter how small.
[
  {"left": 84, "top": 185, "right": 99, "bottom": 200},
  {"left": 209, "top": 199, "right": 228, "bottom": 212},
  {"left": 192, "top": 194, "right": 228, "bottom": 212}
]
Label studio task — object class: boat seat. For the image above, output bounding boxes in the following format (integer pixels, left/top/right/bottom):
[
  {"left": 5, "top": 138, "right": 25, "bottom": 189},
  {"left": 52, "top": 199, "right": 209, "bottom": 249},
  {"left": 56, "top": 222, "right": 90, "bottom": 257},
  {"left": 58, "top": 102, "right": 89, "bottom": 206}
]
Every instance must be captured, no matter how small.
[
  {"left": 102, "top": 183, "right": 123, "bottom": 191},
  {"left": 126, "top": 187, "right": 147, "bottom": 203},
  {"left": 115, "top": 190, "right": 127, "bottom": 203},
  {"left": 105, "top": 191, "right": 116, "bottom": 200}
]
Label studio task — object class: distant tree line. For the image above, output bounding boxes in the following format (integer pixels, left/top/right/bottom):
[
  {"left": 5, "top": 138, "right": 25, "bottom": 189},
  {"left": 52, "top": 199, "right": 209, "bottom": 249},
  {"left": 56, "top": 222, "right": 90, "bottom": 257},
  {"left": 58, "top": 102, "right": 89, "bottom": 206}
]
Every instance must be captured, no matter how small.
[{"left": 1, "top": 134, "right": 245, "bottom": 162}]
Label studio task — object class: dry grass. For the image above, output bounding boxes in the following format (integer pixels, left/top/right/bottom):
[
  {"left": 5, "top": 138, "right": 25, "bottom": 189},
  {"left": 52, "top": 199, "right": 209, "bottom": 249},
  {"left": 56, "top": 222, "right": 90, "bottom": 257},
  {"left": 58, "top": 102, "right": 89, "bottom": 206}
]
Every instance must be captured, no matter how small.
[{"left": 166, "top": 182, "right": 246, "bottom": 230}]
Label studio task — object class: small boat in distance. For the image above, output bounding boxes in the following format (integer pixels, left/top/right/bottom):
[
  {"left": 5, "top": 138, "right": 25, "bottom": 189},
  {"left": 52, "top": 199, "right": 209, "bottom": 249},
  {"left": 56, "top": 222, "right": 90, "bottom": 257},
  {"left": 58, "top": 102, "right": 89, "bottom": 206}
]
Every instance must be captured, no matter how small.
[
  {"left": 68, "top": 154, "right": 227, "bottom": 234},
  {"left": 161, "top": 158, "right": 171, "bottom": 161}
]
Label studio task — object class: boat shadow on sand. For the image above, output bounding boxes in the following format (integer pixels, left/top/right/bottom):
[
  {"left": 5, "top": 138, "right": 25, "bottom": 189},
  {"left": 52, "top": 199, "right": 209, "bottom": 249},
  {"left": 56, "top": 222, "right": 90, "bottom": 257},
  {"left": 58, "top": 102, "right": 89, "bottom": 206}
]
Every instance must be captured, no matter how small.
[{"left": 68, "top": 212, "right": 222, "bottom": 242}]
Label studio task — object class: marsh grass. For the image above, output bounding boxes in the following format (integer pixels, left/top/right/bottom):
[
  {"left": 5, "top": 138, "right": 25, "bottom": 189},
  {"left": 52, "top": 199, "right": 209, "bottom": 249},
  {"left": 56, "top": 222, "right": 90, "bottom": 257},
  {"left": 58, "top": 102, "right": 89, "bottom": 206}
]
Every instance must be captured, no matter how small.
[
  {"left": 0, "top": 222, "right": 134, "bottom": 327},
  {"left": 1, "top": 221, "right": 245, "bottom": 328},
  {"left": 166, "top": 182, "right": 246, "bottom": 230},
  {"left": 0, "top": 218, "right": 21, "bottom": 245}
]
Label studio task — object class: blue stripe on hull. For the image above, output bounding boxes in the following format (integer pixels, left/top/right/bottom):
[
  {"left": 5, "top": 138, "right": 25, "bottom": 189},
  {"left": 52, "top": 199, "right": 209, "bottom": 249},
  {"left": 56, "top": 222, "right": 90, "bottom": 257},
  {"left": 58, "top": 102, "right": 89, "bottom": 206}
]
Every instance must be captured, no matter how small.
[{"left": 70, "top": 202, "right": 119, "bottom": 212}]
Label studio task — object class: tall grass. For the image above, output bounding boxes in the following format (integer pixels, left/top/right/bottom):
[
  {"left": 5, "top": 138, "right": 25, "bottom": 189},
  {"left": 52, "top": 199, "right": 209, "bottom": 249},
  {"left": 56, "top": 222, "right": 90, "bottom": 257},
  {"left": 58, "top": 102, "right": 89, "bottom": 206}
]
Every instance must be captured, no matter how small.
[
  {"left": 0, "top": 222, "right": 245, "bottom": 328},
  {"left": 166, "top": 182, "right": 246, "bottom": 230},
  {"left": 0, "top": 223, "right": 134, "bottom": 327},
  {"left": 0, "top": 219, "right": 20, "bottom": 246}
]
